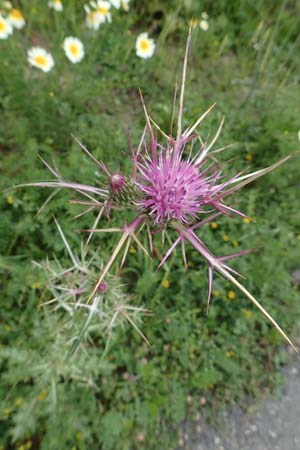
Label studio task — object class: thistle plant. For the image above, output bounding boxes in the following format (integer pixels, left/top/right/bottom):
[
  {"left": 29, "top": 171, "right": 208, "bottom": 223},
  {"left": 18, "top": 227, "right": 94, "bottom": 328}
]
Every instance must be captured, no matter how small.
[
  {"left": 35, "top": 218, "right": 149, "bottom": 357},
  {"left": 11, "top": 29, "right": 297, "bottom": 353}
]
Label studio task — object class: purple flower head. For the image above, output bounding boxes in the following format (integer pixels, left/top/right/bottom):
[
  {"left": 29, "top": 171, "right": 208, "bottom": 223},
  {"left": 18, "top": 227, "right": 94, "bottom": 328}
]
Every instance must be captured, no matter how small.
[
  {"left": 97, "top": 282, "right": 107, "bottom": 293},
  {"left": 136, "top": 150, "right": 212, "bottom": 224}
]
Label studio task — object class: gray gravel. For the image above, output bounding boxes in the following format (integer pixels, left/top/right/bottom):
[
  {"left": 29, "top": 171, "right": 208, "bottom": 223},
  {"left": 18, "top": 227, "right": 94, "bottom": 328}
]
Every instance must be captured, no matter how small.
[{"left": 178, "top": 352, "right": 300, "bottom": 450}]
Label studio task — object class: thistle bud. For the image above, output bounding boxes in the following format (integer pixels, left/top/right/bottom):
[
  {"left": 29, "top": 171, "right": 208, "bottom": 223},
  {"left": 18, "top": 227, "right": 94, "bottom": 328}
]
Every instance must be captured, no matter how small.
[
  {"left": 109, "top": 173, "right": 126, "bottom": 192},
  {"left": 109, "top": 173, "right": 143, "bottom": 208}
]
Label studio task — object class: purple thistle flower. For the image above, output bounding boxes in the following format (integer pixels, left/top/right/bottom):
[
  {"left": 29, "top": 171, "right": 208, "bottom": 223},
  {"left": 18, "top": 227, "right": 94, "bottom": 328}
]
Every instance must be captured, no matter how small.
[
  {"left": 8, "top": 29, "right": 297, "bottom": 353},
  {"left": 136, "top": 150, "right": 213, "bottom": 224}
]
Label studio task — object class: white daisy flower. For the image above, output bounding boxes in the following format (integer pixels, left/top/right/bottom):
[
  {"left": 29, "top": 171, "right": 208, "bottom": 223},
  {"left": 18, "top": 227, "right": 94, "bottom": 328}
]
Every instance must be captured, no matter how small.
[
  {"left": 8, "top": 8, "right": 25, "bottom": 29},
  {"left": 27, "top": 47, "right": 55, "bottom": 72},
  {"left": 199, "top": 19, "right": 209, "bottom": 31},
  {"left": 109, "top": 0, "right": 129, "bottom": 9},
  {"left": 84, "top": 4, "right": 100, "bottom": 30},
  {"left": 0, "top": 13, "right": 13, "bottom": 39},
  {"left": 109, "top": 0, "right": 121, "bottom": 8},
  {"left": 91, "top": 0, "right": 112, "bottom": 24},
  {"left": 62, "top": 37, "right": 85, "bottom": 64},
  {"left": 48, "top": 0, "right": 63, "bottom": 12},
  {"left": 135, "top": 32, "right": 155, "bottom": 59},
  {"left": 121, "top": 0, "right": 130, "bottom": 11},
  {"left": 3, "top": 1, "right": 12, "bottom": 9}
]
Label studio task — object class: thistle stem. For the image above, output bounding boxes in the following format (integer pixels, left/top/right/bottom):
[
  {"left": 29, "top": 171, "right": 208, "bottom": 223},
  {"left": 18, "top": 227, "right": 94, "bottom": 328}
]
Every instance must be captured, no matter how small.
[
  {"left": 86, "top": 216, "right": 145, "bottom": 304},
  {"left": 172, "top": 222, "right": 298, "bottom": 353}
]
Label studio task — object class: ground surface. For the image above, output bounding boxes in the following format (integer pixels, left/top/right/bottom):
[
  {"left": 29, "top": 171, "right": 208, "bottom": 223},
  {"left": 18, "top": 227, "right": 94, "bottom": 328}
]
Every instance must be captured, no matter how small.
[{"left": 179, "top": 352, "right": 300, "bottom": 450}]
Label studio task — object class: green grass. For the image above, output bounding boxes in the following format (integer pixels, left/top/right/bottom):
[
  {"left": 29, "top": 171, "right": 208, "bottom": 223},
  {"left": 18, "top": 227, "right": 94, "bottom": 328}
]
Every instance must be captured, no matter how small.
[{"left": 1, "top": 1, "right": 300, "bottom": 449}]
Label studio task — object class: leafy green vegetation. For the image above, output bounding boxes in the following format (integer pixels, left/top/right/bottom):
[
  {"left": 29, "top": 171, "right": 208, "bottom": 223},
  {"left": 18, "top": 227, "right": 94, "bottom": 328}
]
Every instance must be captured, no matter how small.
[{"left": 1, "top": 1, "right": 300, "bottom": 449}]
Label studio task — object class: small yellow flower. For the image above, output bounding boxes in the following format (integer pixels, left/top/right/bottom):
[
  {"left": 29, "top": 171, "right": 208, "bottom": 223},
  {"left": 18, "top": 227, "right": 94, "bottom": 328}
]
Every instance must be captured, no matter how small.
[
  {"left": 243, "top": 217, "right": 251, "bottom": 224},
  {"left": 242, "top": 308, "right": 253, "bottom": 319},
  {"left": 6, "top": 195, "right": 14, "bottom": 204},
  {"left": 14, "top": 397, "right": 24, "bottom": 407},
  {"left": 212, "top": 289, "right": 219, "bottom": 297},
  {"left": 129, "top": 245, "right": 136, "bottom": 254},
  {"left": 210, "top": 221, "right": 218, "bottom": 229},
  {"left": 31, "top": 282, "right": 41, "bottom": 289},
  {"left": 1, "top": 407, "right": 11, "bottom": 418},
  {"left": 227, "top": 290, "right": 236, "bottom": 300},
  {"left": 232, "top": 240, "right": 239, "bottom": 247},
  {"left": 37, "top": 389, "right": 48, "bottom": 401},
  {"left": 245, "top": 153, "right": 253, "bottom": 161},
  {"left": 226, "top": 350, "right": 235, "bottom": 358},
  {"left": 222, "top": 233, "right": 229, "bottom": 242},
  {"left": 76, "top": 432, "right": 83, "bottom": 442},
  {"left": 161, "top": 279, "right": 170, "bottom": 288},
  {"left": 189, "top": 18, "right": 199, "bottom": 28}
]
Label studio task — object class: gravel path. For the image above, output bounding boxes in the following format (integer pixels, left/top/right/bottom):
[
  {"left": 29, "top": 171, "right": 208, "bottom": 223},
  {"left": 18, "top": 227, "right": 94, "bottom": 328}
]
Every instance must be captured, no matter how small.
[{"left": 178, "top": 352, "right": 300, "bottom": 450}]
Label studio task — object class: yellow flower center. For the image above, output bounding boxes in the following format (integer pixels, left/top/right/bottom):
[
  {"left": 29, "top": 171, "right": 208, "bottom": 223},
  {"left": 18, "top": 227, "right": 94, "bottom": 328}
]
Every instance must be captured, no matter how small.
[
  {"left": 0, "top": 21, "right": 5, "bottom": 32},
  {"left": 97, "top": 6, "right": 108, "bottom": 15},
  {"left": 10, "top": 8, "right": 23, "bottom": 19},
  {"left": 243, "top": 217, "right": 251, "bottom": 224},
  {"left": 140, "top": 39, "right": 149, "bottom": 51},
  {"left": 161, "top": 279, "right": 170, "bottom": 288},
  {"left": 87, "top": 11, "right": 94, "bottom": 20},
  {"left": 34, "top": 55, "right": 47, "bottom": 67},
  {"left": 69, "top": 43, "right": 78, "bottom": 56},
  {"left": 227, "top": 290, "right": 236, "bottom": 300},
  {"left": 189, "top": 18, "right": 199, "bottom": 27}
]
